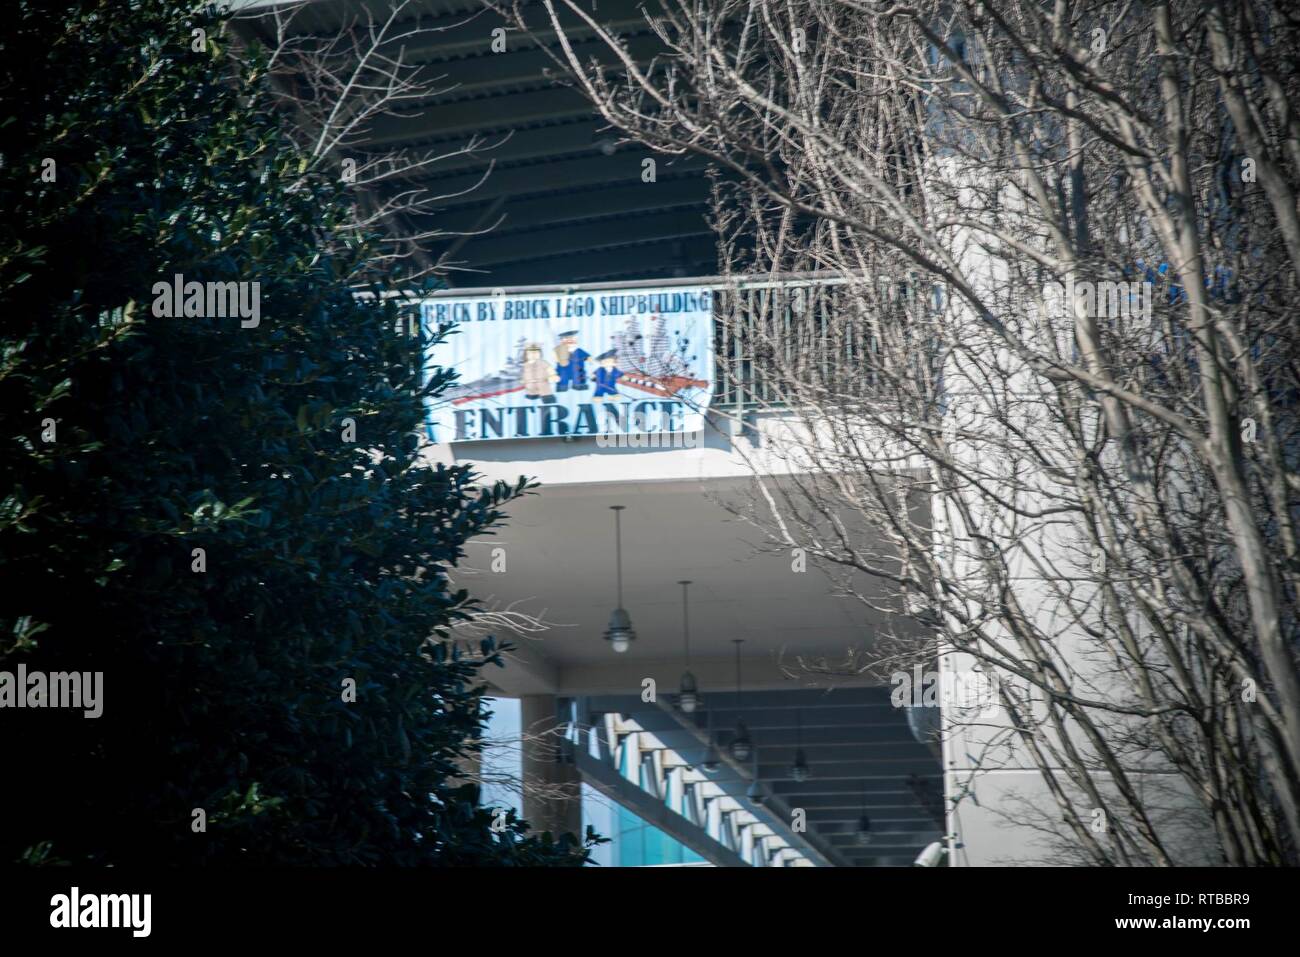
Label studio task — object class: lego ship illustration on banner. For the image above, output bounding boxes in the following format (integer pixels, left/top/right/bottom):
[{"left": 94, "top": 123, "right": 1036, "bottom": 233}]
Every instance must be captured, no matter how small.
[
  {"left": 608, "top": 313, "right": 708, "bottom": 398},
  {"left": 448, "top": 315, "right": 706, "bottom": 405}
]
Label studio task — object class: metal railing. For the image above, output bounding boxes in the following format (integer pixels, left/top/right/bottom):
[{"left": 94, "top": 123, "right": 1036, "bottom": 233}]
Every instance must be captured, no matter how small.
[{"left": 410, "top": 272, "right": 937, "bottom": 413}]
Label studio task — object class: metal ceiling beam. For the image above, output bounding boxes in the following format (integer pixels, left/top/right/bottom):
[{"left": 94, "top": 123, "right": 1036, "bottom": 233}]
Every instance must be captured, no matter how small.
[
  {"left": 391, "top": 123, "right": 608, "bottom": 173},
  {"left": 418, "top": 153, "right": 709, "bottom": 207},
  {"left": 764, "top": 777, "right": 938, "bottom": 794},
  {"left": 710, "top": 709, "right": 912, "bottom": 730},
  {"left": 432, "top": 179, "right": 708, "bottom": 233},
  {"left": 785, "top": 796, "right": 934, "bottom": 813},
  {"left": 800, "top": 816, "right": 936, "bottom": 830},
  {"left": 771, "top": 777, "right": 941, "bottom": 795},
  {"left": 825, "top": 834, "right": 939, "bottom": 846},
  {"left": 757, "top": 760, "right": 939, "bottom": 780},
  {"left": 367, "top": 88, "right": 596, "bottom": 145},
  {"left": 403, "top": 33, "right": 666, "bottom": 102},
  {"left": 455, "top": 209, "right": 712, "bottom": 265},
  {"left": 338, "top": 0, "right": 659, "bottom": 63},
  {"left": 722, "top": 726, "right": 921, "bottom": 747},
  {"left": 479, "top": 237, "right": 716, "bottom": 285},
  {"left": 240, "top": 1, "right": 720, "bottom": 286}
]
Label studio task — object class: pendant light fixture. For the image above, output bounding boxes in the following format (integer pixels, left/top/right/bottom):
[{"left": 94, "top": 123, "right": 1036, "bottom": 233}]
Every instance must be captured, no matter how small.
[
  {"left": 602, "top": 506, "right": 636, "bottom": 653},
  {"left": 729, "top": 639, "right": 752, "bottom": 762},
  {"left": 677, "top": 580, "right": 699, "bottom": 712},
  {"left": 702, "top": 706, "right": 721, "bottom": 773},
  {"left": 790, "top": 709, "right": 811, "bottom": 782},
  {"left": 856, "top": 781, "right": 872, "bottom": 845}
]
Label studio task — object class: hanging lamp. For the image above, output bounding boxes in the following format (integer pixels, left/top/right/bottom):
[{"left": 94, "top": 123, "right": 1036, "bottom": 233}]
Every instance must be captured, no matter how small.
[{"left": 601, "top": 506, "right": 636, "bottom": 653}]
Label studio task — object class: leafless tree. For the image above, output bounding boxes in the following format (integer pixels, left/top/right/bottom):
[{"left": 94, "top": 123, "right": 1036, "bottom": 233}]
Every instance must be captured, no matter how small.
[
  {"left": 497, "top": 0, "right": 1300, "bottom": 865},
  {"left": 231, "top": 0, "right": 507, "bottom": 280}
]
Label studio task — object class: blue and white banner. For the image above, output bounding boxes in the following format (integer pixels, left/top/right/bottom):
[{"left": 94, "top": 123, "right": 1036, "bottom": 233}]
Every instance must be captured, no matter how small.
[{"left": 422, "top": 286, "right": 714, "bottom": 442}]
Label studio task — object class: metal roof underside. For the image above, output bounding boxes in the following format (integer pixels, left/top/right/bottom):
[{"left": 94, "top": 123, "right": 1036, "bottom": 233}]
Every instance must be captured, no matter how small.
[{"left": 238, "top": 0, "right": 718, "bottom": 286}]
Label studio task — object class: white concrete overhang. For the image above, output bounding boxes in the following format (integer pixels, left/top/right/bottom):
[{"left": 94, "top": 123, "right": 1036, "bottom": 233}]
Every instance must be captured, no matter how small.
[{"left": 447, "top": 473, "right": 925, "bottom": 696}]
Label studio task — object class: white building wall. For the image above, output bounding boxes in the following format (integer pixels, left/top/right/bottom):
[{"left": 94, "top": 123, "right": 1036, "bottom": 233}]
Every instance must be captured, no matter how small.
[{"left": 931, "top": 166, "right": 1215, "bottom": 866}]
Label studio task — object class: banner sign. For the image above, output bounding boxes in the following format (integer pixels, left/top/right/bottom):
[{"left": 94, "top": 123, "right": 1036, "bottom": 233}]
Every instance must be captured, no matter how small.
[{"left": 422, "top": 286, "right": 715, "bottom": 442}]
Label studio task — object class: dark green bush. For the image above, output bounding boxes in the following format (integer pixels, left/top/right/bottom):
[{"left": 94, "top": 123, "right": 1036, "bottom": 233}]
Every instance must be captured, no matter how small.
[{"left": 0, "top": 0, "right": 592, "bottom": 865}]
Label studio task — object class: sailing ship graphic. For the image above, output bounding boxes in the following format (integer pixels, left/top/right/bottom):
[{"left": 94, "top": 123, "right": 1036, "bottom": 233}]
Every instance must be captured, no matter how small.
[{"left": 608, "top": 313, "right": 708, "bottom": 398}]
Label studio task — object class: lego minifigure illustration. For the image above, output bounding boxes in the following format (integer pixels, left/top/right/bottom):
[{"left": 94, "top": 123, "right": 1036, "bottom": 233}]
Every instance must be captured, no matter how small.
[
  {"left": 554, "top": 330, "right": 590, "bottom": 392},
  {"left": 592, "top": 350, "right": 624, "bottom": 400},
  {"left": 520, "top": 342, "right": 558, "bottom": 403}
]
